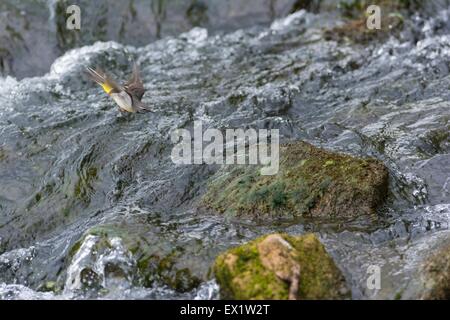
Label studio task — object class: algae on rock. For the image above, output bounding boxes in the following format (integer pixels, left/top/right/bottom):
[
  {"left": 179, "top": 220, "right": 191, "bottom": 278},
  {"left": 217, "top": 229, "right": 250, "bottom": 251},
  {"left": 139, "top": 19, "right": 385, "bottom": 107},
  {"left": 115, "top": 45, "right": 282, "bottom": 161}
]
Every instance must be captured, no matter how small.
[
  {"left": 213, "top": 233, "right": 349, "bottom": 300},
  {"left": 202, "top": 141, "right": 388, "bottom": 220}
]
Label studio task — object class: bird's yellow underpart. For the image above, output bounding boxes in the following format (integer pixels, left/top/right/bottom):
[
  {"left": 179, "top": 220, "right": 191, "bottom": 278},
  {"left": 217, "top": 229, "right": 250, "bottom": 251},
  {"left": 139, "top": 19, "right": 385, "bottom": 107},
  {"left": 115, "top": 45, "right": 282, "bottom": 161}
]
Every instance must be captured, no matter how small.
[{"left": 101, "top": 83, "right": 113, "bottom": 94}]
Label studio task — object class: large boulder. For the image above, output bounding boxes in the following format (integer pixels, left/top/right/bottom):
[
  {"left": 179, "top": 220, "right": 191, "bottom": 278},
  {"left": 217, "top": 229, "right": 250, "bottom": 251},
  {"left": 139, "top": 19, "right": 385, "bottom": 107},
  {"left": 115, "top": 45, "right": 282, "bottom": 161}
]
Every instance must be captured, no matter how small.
[
  {"left": 213, "top": 233, "right": 349, "bottom": 299},
  {"left": 202, "top": 141, "right": 388, "bottom": 220}
]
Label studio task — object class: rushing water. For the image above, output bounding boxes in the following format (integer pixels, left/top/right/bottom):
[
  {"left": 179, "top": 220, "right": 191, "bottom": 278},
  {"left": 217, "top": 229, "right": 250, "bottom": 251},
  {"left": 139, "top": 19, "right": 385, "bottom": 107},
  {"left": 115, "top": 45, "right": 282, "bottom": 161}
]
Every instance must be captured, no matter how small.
[{"left": 0, "top": 5, "right": 449, "bottom": 299}]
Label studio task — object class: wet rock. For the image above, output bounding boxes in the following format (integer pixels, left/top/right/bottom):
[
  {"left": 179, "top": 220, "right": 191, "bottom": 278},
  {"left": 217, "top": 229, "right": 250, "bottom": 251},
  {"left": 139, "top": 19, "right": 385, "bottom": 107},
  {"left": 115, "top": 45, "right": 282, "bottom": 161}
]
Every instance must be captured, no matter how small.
[
  {"left": 65, "top": 224, "right": 201, "bottom": 293},
  {"left": 65, "top": 233, "right": 135, "bottom": 293},
  {"left": 0, "top": 246, "right": 36, "bottom": 285},
  {"left": 414, "top": 154, "right": 450, "bottom": 204},
  {"left": 213, "top": 233, "right": 349, "bottom": 299},
  {"left": 202, "top": 141, "right": 388, "bottom": 220},
  {"left": 0, "top": 1, "right": 59, "bottom": 78},
  {"left": 416, "top": 126, "right": 450, "bottom": 157},
  {"left": 420, "top": 241, "right": 450, "bottom": 299}
]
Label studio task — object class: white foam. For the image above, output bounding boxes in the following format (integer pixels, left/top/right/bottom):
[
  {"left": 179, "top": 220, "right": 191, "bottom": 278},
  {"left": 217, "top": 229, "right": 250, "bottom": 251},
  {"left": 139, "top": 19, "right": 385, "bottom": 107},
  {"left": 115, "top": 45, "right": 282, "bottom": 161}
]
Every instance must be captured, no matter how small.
[{"left": 270, "top": 10, "right": 307, "bottom": 31}]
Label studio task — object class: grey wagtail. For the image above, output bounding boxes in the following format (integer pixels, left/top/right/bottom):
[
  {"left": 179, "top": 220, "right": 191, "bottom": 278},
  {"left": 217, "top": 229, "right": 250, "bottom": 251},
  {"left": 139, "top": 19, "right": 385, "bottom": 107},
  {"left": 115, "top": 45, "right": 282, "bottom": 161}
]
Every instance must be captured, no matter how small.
[{"left": 86, "top": 64, "right": 150, "bottom": 113}]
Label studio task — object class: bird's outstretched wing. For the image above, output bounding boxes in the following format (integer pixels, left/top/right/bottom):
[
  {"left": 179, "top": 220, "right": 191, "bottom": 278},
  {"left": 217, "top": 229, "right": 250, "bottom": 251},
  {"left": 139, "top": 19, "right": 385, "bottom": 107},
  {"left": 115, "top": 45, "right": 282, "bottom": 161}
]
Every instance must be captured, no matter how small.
[
  {"left": 123, "top": 64, "right": 146, "bottom": 100},
  {"left": 85, "top": 67, "right": 122, "bottom": 93}
]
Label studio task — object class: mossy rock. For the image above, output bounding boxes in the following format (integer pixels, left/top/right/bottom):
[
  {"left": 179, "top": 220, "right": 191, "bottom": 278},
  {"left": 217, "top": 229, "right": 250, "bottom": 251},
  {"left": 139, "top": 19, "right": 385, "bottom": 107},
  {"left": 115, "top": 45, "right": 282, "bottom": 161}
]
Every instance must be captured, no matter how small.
[
  {"left": 213, "top": 233, "right": 349, "bottom": 300},
  {"left": 323, "top": 0, "right": 419, "bottom": 44},
  {"left": 420, "top": 242, "right": 450, "bottom": 300},
  {"left": 67, "top": 224, "right": 201, "bottom": 293},
  {"left": 417, "top": 126, "right": 450, "bottom": 156},
  {"left": 202, "top": 141, "right": 388, "bottom": 220}
]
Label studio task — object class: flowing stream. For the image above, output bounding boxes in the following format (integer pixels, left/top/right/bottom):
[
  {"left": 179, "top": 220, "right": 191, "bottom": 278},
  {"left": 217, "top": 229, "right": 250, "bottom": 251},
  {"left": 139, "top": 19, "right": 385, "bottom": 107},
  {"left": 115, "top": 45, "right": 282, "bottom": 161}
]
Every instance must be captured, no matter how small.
[{"left": 0, "top": 2, "right": 449, "bottom": 299}]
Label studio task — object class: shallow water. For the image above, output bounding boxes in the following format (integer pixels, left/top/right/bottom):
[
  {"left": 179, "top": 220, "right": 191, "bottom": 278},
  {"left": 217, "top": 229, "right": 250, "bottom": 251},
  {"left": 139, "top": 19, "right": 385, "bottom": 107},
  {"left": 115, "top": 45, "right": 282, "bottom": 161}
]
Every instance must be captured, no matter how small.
[{"left": 0, "top": 5, "right": 449, "bottom": 299}]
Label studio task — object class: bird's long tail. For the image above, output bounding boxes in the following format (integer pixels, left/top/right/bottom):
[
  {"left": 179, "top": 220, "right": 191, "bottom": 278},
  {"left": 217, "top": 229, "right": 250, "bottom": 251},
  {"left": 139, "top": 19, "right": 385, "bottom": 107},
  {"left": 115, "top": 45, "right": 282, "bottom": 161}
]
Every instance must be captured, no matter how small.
[
  {"left": 85, "top": 67, "right": 119, "bottom": 94},
  {"left": 85, "top": 67, "right": 106, "bottom": 85}
]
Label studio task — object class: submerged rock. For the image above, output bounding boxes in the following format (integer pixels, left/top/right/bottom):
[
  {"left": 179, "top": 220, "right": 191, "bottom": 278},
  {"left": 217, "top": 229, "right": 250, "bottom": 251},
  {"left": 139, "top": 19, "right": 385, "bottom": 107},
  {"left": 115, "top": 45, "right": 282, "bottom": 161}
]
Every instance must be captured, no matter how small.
[
  {"left": 65, "top": 233, "right": 136, "bottom": 293},
  {"left": 213, "top": 233, "right": 349, "bottom": 299},
  {"left": 65, "top": 224, "right": 201, "bottom": 294},
  {"left": 202, "top": 141, "right": 388, "bottom": 220}
]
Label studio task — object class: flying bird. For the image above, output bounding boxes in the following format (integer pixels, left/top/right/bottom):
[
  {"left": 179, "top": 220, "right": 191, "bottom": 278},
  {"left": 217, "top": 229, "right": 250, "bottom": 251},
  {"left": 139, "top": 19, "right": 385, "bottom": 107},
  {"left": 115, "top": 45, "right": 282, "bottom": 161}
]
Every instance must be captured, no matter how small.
[{"left": 86, "top": 64, "right": 150, "bottom": 113}]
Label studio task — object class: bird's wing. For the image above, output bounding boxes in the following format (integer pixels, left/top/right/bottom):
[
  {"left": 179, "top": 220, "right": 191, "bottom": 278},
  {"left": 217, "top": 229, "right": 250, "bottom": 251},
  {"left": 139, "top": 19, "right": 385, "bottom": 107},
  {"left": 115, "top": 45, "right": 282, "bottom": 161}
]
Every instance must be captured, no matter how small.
[
  {"left": 123, "top": 64, "right": 146, "bottom": 100},
  {"left": 86, "top": 67, "right": 122, "bottom": 93}
]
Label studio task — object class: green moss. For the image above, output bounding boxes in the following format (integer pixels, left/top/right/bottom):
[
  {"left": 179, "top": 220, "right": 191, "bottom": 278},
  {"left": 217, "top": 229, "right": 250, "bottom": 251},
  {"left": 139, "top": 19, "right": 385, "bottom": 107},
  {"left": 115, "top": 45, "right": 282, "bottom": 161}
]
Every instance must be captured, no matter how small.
[
  {"left": 214, "top": 240, "right": 286, "bottom": 299},
  {"left": 228, "top": 93, "right": 247, "bottom": 106},
  {"left": 37, "top": 281, "right": 61, "bottom": 293},
  {"left": 68, "top": 238, "right": 83, "bottom": 260},
  {"left": 186, "top": 1, "right": 208, "bottom": 27},
  {"left": 73, "top": 166, "right": 98, "bottom": 203},
  {"left": 428, "top": 130, "right": 449, "bottom": 149},
  {"left": 5, "top": 24, "right": 24, "bottom": 42},
  {"left": 0, "top": 148, "right": 6, "bottom": 161},
  {"left": 171, "top": 268, "right": 202, "bottom": 292},
  {"left": 202, "top": 141, "right": 388, "bottom": 220},
  {"left": 62, "top": 207, "right": 70, "bottom": 217},
  {"left": 129, "top": 0, "right": 137, "bottom": 18},
  {"left": 324, "top": 160, "right": 335, "bottom": 167},
  {"left": 423, "top": 127, "right": 449, "bottom": 153},
  {"left": 394, "top": 290, "right": 403, "bottom": 300},
  {"left": 213, "top": 233, "right": 349, "bottom": 300}
]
